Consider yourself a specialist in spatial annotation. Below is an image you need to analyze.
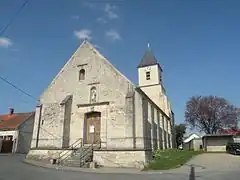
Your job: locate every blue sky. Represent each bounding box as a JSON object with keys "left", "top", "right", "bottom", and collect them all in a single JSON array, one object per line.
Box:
[{"left": 1, "top": 0, "right": 240, "bottom": 128}]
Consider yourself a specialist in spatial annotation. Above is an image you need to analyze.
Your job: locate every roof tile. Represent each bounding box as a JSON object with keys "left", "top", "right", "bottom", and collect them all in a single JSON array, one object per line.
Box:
[
  {"left": 0, "top": 112, "right": 35, "bottom": 130},
  {"left": 137, "top": 48, "right": 158, "bottom": 68}
]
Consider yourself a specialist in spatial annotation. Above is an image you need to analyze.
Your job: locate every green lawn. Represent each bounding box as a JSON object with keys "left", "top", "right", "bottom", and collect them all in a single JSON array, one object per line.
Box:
[{"left": 144, "top": 149, "right": 202, "bottom": 170}]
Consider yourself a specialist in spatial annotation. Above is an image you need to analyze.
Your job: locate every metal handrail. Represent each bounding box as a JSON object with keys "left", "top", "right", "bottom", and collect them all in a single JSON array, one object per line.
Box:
[
  {"left": 79, "top": 139, "right": 101, "bottom": 167},
  {"left": 58, "top": 138, "right": 82, "bottom": 162}
]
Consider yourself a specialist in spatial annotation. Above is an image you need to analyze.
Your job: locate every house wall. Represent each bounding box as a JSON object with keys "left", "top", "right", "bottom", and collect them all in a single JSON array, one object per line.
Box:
[
  {"left": 204, "top": 136, "right": 233, "bottom": 152},
  {"left": 17, "top": 115, "right": 35, "bottom": 154},
  {"left": 184, "top": 139, "right": 203, "bottom": 151},
  {"left": 183, "top": 141, "right": 192, "bottom": 150},
  {"left": 193, "top": 139, "right": 203, "bottom": 151}
]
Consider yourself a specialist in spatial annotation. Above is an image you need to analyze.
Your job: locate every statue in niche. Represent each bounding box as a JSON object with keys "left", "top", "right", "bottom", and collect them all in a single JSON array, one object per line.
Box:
[{"left": 90, "top": 87, "right": 97, "bottom": 103}]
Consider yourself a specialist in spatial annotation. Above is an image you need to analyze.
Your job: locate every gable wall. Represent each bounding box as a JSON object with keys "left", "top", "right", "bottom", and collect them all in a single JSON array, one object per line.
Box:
[{"left": 37, "top": 42, "right": 136, "bottom": 148}]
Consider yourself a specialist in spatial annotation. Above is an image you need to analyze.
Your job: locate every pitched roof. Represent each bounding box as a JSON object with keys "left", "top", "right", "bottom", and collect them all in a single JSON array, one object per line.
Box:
[
  {"left": 0, "top": 112, "right": 35, "bottom": 131},
  {"left": 183, "top": 133, "right": 201, "bottom": 143},
  {"left": 219, "top": 129, "right": 240, "bottom": 135},
  {"left": 137, "top": 47, "right": 158, "bottom": 68}
]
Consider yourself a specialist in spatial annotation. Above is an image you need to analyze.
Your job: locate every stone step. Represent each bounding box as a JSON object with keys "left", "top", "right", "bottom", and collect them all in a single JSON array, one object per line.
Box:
[
  {"left": 64, "top": 154, "right": 92, "bottom": 163},
  {"left": 72, "top": 153, "right": 92, "bottom": 159},
  {"left": 60, "top": 145, "right": 96, "bottom": 168},
  {"left": 63, "top": 162, "right": 81, "bottom": 167},
  {"left": 70, "top": 157, "right": 92, "bottom": 162},
  {"left": 74, "top": 151, "right": 92, "bottom": 156},
  {"left": 65, "top": 157, "right": 91, "bottom": 163},
  {"left": 72, "top": 151, "right": 89, "bottom": 154},
  {"left": 63, "top": 159, "right": 91, "bottom": 167},
  {"left": 63, "top": 162, "right": 90, "bottom": 168}
]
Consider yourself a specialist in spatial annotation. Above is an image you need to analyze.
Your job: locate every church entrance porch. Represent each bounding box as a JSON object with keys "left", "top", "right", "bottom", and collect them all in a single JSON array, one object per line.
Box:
[{"left": 84, "top": 112, "right": 101, "bottom": 145}]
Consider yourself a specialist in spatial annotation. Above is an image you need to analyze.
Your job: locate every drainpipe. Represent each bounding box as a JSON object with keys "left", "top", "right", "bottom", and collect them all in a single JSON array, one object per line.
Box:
[{"left": 36, "top": 104, "right": 42, "bottom": 148}]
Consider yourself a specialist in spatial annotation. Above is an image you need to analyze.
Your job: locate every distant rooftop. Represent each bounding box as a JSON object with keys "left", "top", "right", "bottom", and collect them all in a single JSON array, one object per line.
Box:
[{"left": 0, "top": 108, "right": 35, "bottom": 130}]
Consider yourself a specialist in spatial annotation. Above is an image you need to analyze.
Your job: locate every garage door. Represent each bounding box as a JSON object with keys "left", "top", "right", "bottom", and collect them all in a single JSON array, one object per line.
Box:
[{"left": 1, "top": 140, "right": 13, "bottom": 153}]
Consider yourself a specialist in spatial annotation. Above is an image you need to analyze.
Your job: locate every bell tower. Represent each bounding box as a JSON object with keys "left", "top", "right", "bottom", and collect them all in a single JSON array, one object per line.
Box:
[
  {"left": 137, "top": 43, "right": 170, "bottom": 116},
  {"left": 138, "top": 43, "right": 163, "bottom": 89}
]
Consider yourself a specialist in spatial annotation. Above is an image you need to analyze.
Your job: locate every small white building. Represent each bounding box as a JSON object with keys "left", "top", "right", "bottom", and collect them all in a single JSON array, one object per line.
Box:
[
  {"left": 183, "top": 133, "right": 203, "bottom": 151},
  {"left": 202, "top": 134, "right": 233, "bottom": 152},
  {"left": 0, "top": 108, "right": 35, "bottom": 154}
]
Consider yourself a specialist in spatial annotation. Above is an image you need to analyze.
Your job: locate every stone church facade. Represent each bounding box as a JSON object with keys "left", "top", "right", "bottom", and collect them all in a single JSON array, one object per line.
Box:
[{"left": 27, "top": 40, "right": 174, "bottom": 168}]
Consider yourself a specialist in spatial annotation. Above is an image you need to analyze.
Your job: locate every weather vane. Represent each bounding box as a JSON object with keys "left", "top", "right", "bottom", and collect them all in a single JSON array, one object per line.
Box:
[{"left": 147, "top": 41, "right": 150, "bottom": 48}]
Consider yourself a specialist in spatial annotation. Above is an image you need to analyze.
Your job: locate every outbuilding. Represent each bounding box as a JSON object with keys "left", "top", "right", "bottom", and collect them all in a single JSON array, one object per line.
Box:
[
  {"left": 202, "top": 134, "right": 233, "bottom": 152},
  {"left": 0, "top": 108, "right": 35, "bottom": 154},
  {"left": 183, "top": 133, "right": 203, "bottom": 151}
]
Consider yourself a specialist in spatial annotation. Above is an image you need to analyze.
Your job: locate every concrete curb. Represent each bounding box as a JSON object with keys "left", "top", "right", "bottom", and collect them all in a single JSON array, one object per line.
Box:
[
  {"left": 23, "top": 159, "right": 61, "bottom": 171},
  {"left": 23, "top": 159, "right": 141, "bottom": 174},
  {"left": 23, "top": 159, "right": 183, "bottom": 175}
]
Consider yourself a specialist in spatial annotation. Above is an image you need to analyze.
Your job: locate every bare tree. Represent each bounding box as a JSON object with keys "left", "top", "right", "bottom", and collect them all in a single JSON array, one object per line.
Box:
[{"left": 185, "top": 95, "right": 240, "bottom": 134}]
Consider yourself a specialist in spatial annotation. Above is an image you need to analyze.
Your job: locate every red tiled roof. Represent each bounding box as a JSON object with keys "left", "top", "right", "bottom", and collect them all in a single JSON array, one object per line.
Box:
[
  {"left": 219, "top": 129, "right": 240, "bottom": 135},
  {"left": 0, "top": 112, "right": 35, "bottom": 130}
]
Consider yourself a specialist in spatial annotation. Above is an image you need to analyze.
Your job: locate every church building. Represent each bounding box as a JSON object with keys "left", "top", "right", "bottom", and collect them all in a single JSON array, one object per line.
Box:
[{"left": 27, "top": 40, "right": 175, "bottom": 168}]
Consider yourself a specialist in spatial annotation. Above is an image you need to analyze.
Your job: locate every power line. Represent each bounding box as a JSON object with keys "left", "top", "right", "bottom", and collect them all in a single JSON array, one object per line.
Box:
[
  {"left": 0, "top": 75, "right": 38, "bottom": 101},
  {"left": 0, "top": 0, "right": 30, "bottom": 36},
  {"left": 0, "top": 0, "right": 36, "bottom": 102}
]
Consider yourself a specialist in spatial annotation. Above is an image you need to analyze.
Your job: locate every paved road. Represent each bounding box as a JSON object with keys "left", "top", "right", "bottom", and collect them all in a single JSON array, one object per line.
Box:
[
  {"left": 175, "top": 153, "right": 240, "bottom": 180},
  {"left": 0, "top": 154, "right": 239, "bottom": 180},
  {"left": 0, "top": 154, "right": 187, "bottom": 180},
  {"left": 170, "top": 153, "right": 240, "bottom": 174}
]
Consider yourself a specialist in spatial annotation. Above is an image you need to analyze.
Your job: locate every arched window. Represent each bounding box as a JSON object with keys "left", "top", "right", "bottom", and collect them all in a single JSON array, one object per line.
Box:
[{"left": 79, "top": 69, "right": 85, "bottom": 80}]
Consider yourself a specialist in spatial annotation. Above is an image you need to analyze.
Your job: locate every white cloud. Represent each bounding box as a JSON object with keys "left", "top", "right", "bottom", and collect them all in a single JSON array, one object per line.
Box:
[
  {"left": 97, "top": 17, "right": 107, "bottom": 24},
  {"left": 104, "top": 4, "right": 118, "bottom": 19},
  {"left": 74, "top": 29, "right": 92, "bottom": 40},
  {"left": 84, "top": 2, "right": 119, "bottom": 24},
  {"left": 105, "top": 30, "right": 121, "bottom": 41},
  {"left": 0, "top": 37, "right": 12, "bottom": 48}
]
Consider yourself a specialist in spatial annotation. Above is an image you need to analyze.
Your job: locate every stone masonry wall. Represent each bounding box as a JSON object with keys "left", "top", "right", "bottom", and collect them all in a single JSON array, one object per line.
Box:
[
  {"left": 36, "top": 41, "right": 136, "bottom": 149},
  {"left": 38, "top": 103, "right": 62, "bottom": 148},
  {"left": 93, "top": 150, "right": 147, "bottom": 168}
]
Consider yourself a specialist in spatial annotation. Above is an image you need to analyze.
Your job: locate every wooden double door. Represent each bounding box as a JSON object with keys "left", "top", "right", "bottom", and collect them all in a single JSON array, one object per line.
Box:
[{"left": 84, "top": 112, "right": 101, "bottom": 144}]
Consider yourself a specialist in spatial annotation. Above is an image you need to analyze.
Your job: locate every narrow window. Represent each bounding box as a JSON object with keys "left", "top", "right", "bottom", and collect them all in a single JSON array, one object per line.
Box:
[
  {"left": 146, "top": 71, "right": 150, "bottom": 80},
  {"left": 79, "top": 69, "right": 85, "bottom": 81},
  {"left": 90, "top": 86, "right": 97, "bottom": 103}
]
